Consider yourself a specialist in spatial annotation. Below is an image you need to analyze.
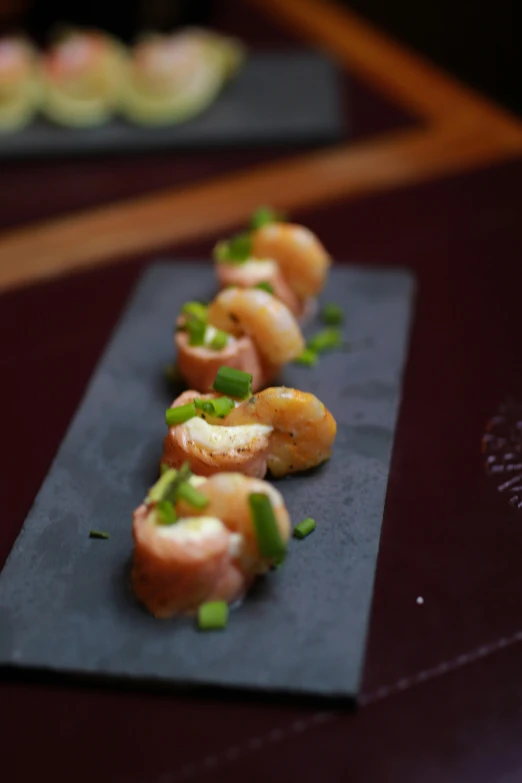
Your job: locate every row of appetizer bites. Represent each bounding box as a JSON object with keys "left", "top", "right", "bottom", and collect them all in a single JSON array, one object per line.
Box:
[
  {"left": 0, "top": 27, "right": 244, "bottom": 130},
  {"left": 174, "top": 209, "right": 331, "bottom": 392},
  {"left": 133, "top": 368, "right": 337, "bottom": 623}
]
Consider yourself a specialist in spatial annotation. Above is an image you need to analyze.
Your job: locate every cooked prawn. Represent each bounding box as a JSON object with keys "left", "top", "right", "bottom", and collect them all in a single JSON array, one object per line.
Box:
[
  {"left": 162, "top": 387, "right": 336, "bottom": 479},
  {"left": 207, "top": 286, "right": 304, "bottom": 366},
  {"left": 251, "top": 222, "right": 331, "bottom": 300},
  {"left": 176, "top": 287, "right": 304, "bottom": 392},
  {"left": 224, "top": 387, "right": 337, "bottom": 477},
  {"left": 216, "top": 259, "right": 302, "bottom": 317},
  {"left": 162, "top": 390, "right": 272, "bottom": 478},
  {"left": 132, "top": 472, "right": 290, "bottom": 618}
]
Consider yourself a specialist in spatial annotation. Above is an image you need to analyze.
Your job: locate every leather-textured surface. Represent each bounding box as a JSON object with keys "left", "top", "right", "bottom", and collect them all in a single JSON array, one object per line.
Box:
[{"left": 0, "top": 264, "right": 413, "bottom": 700}]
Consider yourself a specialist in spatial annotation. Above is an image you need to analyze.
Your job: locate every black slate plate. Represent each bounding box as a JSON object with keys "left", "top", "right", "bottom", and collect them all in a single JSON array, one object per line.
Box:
[
  {"left": 0, "top": 263, "right": 414, "bottom": 702},
  {"left": 0, "top": 52, "right": 343, "bottom": 159}
]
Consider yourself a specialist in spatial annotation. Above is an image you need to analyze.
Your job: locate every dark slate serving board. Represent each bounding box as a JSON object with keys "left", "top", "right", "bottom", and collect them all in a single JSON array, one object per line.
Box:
[
  {"left": 0, "top": 52, "right": 343, "bottom": 159},
  {"left": 0, "top": 263, "right": 414, "bottom": 701}
]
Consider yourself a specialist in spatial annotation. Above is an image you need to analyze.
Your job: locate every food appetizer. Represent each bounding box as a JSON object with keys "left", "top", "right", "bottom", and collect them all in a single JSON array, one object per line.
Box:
[
  {"left": 175, "top": 288, "right": 305, "bottom": 392},
  {"left": 0, "top": 37, "right": 40, "bottom": 131},
  {"left": 40, "top": 28, "right": 126, "bottom": 127},
  {"left": 214, "top": 208, "right": 331, "bottom": 322},
  {"left": 121, "top": 28, "right": 244, "bottom": 126},
  {"left": 132, "top": 465, "right": 290, "bottom": 619},
  {"left": 162, "top": 367, "right": 337, "bottom": 478}
]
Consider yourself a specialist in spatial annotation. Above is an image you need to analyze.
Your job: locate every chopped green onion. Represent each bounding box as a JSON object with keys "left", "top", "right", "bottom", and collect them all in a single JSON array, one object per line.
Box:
[
  {"left": 194, "top": 396, "right": 234, "bottom": 418},
  {"left": 182, "top": 301, "right": 208, "bottom": 323},
  {"left": 198, "top": 601, "right": 228, "bottom": 631},
  {"left": 156, "top": 500, "right": 177, "bottom": 526},
  {"left": 147, "top": 463, "right": 192, "bottom": 504},
  {"left": 293, "top": 517, "right": 316, "bottom": 539},
  {"left": 321, "top": 303, "right": 344, "bottom": 326},
  {"left": 294, "top": 348, "right": 318, "bottom": 367},
  {"left": 248, "top": 493, "right": 286, "bottom": 565},
  {"left": 250, "top": 206, "right": 284, "bottom": 230},
  {"left": 212, "top": 366, "right": 252, "bottom": 399},
  {"left": 164, "top": 363, "right": 182, "bottom": 385},
  {"left": 254, "top": 281, "right": 274, "bottom": 294},
  {"left": 187, "top": 319, "right": 206, "bottom": 346},
  {"left": 160, "top": 462, "right": 169, "bottom": 475},
  {"left": 209, "top": 329, "right": 229, "bottom": 351},
  {"left": 307, "top": 328, "right": 343, "bottom": 354},
  {"left": 89, "top": 530, "right": 110, "bottom": 540},
  {"left": 176, "top": 481, "right": 209, "bottom": 510},
  {"left": 214, "top": 233, "right": 252, "bottom": 264},
  {"left": 166, "top": 402, "right": 197, "bottom": 427}
]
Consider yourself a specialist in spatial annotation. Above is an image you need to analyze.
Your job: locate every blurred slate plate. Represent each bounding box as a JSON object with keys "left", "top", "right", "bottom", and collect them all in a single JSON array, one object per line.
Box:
[
  {"left": 0, "top": 263, "right": 414, "bottom": 702},
  {"left": 0, "top": 52, "right": 343, "bottom": 159}
]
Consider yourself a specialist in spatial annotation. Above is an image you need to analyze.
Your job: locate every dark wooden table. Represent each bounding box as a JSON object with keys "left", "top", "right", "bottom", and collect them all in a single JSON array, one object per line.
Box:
[{"left": 2, "top": 2, "right": 522, "bottom": 782}]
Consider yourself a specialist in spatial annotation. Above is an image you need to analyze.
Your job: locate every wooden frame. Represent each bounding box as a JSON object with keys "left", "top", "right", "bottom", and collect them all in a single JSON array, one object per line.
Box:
[{"left": 0, "top": 0, "right": 521, "bottom": 292}]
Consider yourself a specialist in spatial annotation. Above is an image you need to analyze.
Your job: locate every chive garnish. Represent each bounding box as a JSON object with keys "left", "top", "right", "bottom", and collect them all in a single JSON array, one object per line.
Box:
[
  {"left": 307, "top": 328, "right": 343, "bottom": 353},
  {"left": 248, "top": 493, "right": 286, "bottom": 565},
  {"left": 187, "top": 319, "right": 206, "bottom": 346},
  {"left": 209, "top": 329, "right": 229, "bottom": 351},
  {"left": 182, "top": 301, "right": 208, "bottom": 322},
  {"left": 176, "top": 482, "right": 209, "bottom": 510},
  {"left": 194, "top": 396, "right": 234, "bottom": 418},
  {"left": 294, "top": 348, "right": 318, "bottom": 367},
  {"left": 321, "top": 303, "right": 344, "bottom": 326},
  {"left": 211, "top": 366, "right": 252, "bottom": 399},
  {"left": 293, "top": 517, "right": 316, "bottom": 539},
  {"left": 89, "top": 530, "right": 110, "bottom": 540},
  {"left": 166, "top": 402, "right": 197, "bottom": 426},
  {"left": 147, "top": 463, "right": 192, "bottom": 505},
  {"left": 250, "top": 206, "right": 284, "bottom": 230},
  {"left": 214, "top": 233, "right": 252, "bottom": 264},
  {"left": 198, "top": 601, "right": 228, "bottom": 630},
  {"left": 160, "top": 462, "right": 169, "bottom": 475},
  {"left": 254, "top": 281, "right": 274, "bottom": 294},
  {"left": 156, "top": 500, "right": 177, "bottom": 526}
]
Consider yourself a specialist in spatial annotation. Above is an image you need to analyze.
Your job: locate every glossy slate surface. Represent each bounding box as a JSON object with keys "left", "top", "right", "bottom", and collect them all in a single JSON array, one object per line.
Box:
[
  {"left": 0, "top": 53, "right": 342, "bottom": 159},
  {"left": 0, "top": 263, "right": 413, "bottom": 700}
]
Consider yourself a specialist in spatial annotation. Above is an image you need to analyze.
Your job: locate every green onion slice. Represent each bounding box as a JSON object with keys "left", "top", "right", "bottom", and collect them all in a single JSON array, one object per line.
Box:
[
  {"left": 321, "top": 303, "right": 344, "bottom": 326},
  {"left": 147, "top": 463, "right": 192, "bottom": 505},
  {"left": 212, "top": 366, "right": 252, "bottom": 399},
  {"left": 198, "top": 601, "right": 229, "bottom": 631},
  {"left": 182, "top": 301, "right": 208, "bottom": 322},
  {"left": 89, "top": 530, "right": 110, "bottom": 540},
  {"left": 214, "top": 232, "right": 252, "bottom": 264},
  {"left": 209, "top": 329, "right": 229, "bottom": 351},
  {"left": 250, "top": 206, "right": 284, "bottom": 230},
  {"left": 166, "top": 402, "right": 197, "bottom": 426},
  {"left": 254, "top": 281, "right": 274, "bottom": 294},
  {"left": 248, "top": 493, "right": 286, "bottom": 564},
  {"left": 194, "top": 396, "right": 234, "bottom": 419},
  {"left": 176, "top": 481, "right": 209, "bottom": 510},
  {"left": 294, "top": 348, "right": 318, "bottom": 367},
  {"left": 307, "top": 328, "right": 343, "bottom": 354},
  {"left": 156, "top": 500, "right": 177, "bottom": 526},
  {"left": 187, "top": 319, "right": 206, "bottom": 346},
  {"left": 293, "top": 517, "right": 316, "bottom": 539}
]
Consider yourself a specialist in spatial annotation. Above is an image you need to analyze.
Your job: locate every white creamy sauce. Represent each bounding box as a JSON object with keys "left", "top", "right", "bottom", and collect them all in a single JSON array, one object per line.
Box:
[
  {"left": 183, "top": 416, "right": 272, "bottom": 452},
  {"left": 156, "top": 515, "right": 224, "bottom": 541}
]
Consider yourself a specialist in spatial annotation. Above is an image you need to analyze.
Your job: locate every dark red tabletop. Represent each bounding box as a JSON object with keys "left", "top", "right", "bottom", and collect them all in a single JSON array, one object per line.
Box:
[{"left": 2, "top": 4, "right": 522, "bottom": 782}]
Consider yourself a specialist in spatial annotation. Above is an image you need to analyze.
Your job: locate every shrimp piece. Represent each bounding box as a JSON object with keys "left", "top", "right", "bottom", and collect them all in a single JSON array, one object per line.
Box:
[
  {"left": 132, "top": 472, "right": 290, "bottom": 618},
  {"left": 175, "top": 329, "right": 275, "bottom": 394},
  {"left": 162, "top": 390, "right": 272, "bottom": 478},
  {"left": 251, "top": 223, "right": 331, "bottom": 300},
  {"left": 225, "top": 387, "right": 337, "bottom": 477},
  {"left": 216, "top": 259, "right": 302, "bottom": 317},
  {"left": 207, "top": 287, "right": 305, "bottom": 366},
  {"left": 178, "top": 472, "right": 290, "bottom": 574},
  {"left": 162, "top": 388, "right": 336, "bottom": 479}
]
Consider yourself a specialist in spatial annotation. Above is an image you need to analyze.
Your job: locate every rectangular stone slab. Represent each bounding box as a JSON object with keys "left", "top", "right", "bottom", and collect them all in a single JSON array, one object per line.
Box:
[
  {"left": 0, "top": 263, "right": 414, "bottom": 701},
  {"left": 0, "top": 53, "right": 343, "bottom": 159}
]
